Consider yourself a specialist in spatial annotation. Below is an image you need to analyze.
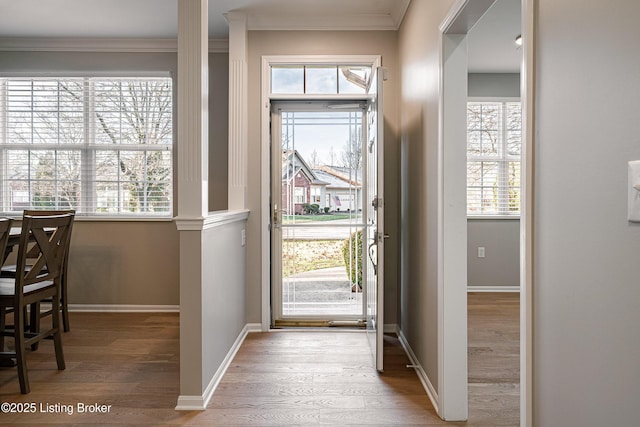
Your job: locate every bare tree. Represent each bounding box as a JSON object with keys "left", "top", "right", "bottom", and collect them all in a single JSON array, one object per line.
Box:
[
  {"left": 309, "top": 149, "right": 320, "bottom": 167},
  {"left": 340, "top": 127, "right": 362, "bottom": 172},
  {"left": 92, "top": 79, "right": 172, "bottom": 213},
  {"left": 328, "top": 146, "right": 337, "bottom": 166}
]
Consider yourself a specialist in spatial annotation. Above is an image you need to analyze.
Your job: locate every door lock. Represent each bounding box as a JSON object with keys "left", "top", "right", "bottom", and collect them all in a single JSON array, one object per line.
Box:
[{"left": 371, "top": 197, "right": 382, "bottom": 210}]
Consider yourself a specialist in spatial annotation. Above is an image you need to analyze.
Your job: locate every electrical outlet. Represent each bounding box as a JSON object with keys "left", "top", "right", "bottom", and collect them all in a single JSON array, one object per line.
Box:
[{"left": 477, "top": 247, "right": 485, "bottom": 258}]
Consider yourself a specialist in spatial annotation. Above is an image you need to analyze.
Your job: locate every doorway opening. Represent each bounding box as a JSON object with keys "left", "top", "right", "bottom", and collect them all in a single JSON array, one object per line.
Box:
[
  {"left": 261, "top": 55, "right": 386, "bottom": 371},
  {"left": 439, "top": 0, "right": 532, "bottom": 423}
]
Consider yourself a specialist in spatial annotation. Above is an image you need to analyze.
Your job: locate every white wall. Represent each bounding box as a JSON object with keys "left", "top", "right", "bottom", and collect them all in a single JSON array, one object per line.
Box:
[{"left": 535, "top": 0, "right": 640, "bottom": 424}]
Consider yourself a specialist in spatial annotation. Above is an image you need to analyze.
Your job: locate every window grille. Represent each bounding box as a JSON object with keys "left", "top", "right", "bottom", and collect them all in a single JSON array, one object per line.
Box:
[
  {"left": 0, "top": 77, "right": 173, "bottom": 217},
  {"left": 467, "top": 101, "right": 521, "bottom": 216}
]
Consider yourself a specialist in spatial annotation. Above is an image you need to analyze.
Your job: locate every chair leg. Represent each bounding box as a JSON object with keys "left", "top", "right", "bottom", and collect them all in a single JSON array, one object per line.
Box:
[
  {"left": 0, "top": 308, "right": 16, "bottom": 367},
  {"left": 0, "top": 307, "right": 5, "bottom": 352},
  {"left": 51, "top": 296, "right": 65, "bottom": 371},
  {"left": 15, "top": 306, "right": 30, "bottom": 394},
  {"left": 61, "top": 283, "right": 70, "bottom": 332},
  {"left": 30, "top": 302, "right": 40, "bottom": 351}
]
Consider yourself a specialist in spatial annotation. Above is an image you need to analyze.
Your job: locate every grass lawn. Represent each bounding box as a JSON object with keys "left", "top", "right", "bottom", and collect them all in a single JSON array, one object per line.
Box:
[
  {"left": 282, "top": 239, "right": 346, "bottom": 277},
  {"left": 283, "top": 213, "right": 361, "bottom": 223}
]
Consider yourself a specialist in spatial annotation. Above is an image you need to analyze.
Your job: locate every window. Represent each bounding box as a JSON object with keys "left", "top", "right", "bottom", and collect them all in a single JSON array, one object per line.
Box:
[
  {"left": 311, "top": 187, "right": 321, "bottom": 204},
  {"left": 294, "top": 187, "right": 306, "bottom": 204},
  {"left": 467, "top": 101, "right": 521, "bottom": 216},
  {"left": 271, "top": 65, "right": 371, "bottom": 95},
  {"left": 0, "top": 77, "right": 173, "bottom": 217}
]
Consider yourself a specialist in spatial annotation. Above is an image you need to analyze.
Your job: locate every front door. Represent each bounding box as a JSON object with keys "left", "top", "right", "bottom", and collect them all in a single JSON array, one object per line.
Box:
[
  {"left": 365, "top": 67, "right": 385, "bottom": 372},
  {"left": 269, "top": 69, "right": 386, "bottom": 371},
  {"left": 271, "top": 102, "right": 367, "bottom": 325}
]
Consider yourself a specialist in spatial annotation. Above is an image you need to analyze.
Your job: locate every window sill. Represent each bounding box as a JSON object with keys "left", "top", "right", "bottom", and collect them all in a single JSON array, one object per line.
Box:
[{"left": 467, "top": 215, "right": 520, "bottom": 220}]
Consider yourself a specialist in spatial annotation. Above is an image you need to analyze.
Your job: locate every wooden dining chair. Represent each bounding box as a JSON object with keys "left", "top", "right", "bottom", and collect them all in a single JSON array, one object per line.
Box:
[
  {"left": 0, "top": 213, "right": 73, "bottom": 394},
  {"left": 1, "top": 209, "right": 75, "bottom": 332},
  {"left": 0, "top": 217, "right": 14, "bottom": 354}
]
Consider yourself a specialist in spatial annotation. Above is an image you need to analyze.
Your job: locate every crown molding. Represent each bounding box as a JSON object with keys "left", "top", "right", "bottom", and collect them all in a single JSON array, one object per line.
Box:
[
  {"left": 245, "top": 0, "right": 410, "bottom": 32},
  {"left": 247, "top": 13, "right": 398, "bottom": 32},
  {"left": 0, "top": 37, "right": 229, "bottom": 53}
]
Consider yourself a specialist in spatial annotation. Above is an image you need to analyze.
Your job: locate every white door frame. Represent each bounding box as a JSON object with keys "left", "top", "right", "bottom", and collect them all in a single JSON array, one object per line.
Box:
[
  {"left": 438, "top": 0, "right": 535, "bottom": 425},
  {"left": 260, "top": 55, "right": 382, "bottom": 330}
]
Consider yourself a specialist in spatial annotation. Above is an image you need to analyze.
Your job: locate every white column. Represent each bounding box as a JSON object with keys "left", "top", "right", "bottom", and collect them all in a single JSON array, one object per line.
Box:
[
  {"left": 226, "top": 12, "right": 248, "bottom": 210},
  {"left": 176, "top": 0, "right": 208, "bottom": 407},
  {"left": 177, "top": 0, "right": 208, "bottom": 219}
]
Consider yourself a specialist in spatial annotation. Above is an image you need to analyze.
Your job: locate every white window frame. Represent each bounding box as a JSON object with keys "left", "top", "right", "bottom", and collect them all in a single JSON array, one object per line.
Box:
[
  {"left": 467, "top": 96, "right": 522, "bottom": 219},
  {"left": 0, "top": 73, "right": 174, "bottom": 220},
  {"left": 293, "top": 186, "right": 306, "bottom": 204}
]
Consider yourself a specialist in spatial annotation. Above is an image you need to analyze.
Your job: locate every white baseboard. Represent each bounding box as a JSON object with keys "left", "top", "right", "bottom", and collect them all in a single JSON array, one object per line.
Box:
[
  {"left": 245, "top": 323, "right": 263, "bottom": 333},
  {"left": 396, "top": 327, "right": 440, "bottom": 414},
  {"left": 467, "top": 285, "right": 520, "bottom": 293},
  {"left": 174, "top": 395, "right": 206, "bottom": 411},
  {"left": 68, "top": 304, "right": 180, "bottom": 312},
  {"left": 384, "top": 323, "right": 398, "bottom": 333},
  {"left": 175, "top": 323, "right": 253, "bottom": 411}
]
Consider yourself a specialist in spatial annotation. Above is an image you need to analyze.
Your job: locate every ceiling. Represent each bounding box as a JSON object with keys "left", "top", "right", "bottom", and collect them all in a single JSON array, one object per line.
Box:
[
  {"left": 468, "top": 0, "right": 522, "bottom": 73},
  {"left": 0, "top": 0, "right": 409, "bottom": 39},
  {"left": 0, "top": 0, "right": 520, "bottom": 73}
]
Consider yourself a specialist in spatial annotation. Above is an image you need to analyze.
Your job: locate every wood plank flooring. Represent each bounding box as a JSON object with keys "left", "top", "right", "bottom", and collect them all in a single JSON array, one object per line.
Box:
[
  {"left": 0, "top": 293, "right": 518, "bottom": 425},
  {"left": 467, "top": 292, "right": 520, "bottom": 426}
]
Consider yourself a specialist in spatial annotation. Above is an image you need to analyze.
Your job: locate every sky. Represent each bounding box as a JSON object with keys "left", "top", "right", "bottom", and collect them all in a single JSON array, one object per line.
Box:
[{"left": 281, "top": 111, "right": 363, "bottom": 166}]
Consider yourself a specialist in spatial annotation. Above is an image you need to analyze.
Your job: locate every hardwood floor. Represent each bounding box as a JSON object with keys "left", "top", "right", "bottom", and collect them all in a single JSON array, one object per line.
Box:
[
  {"left": 468, "top": 292, "right": 520, "bottom": 426},
  {"left": 0, "top": 293, "right": 518, "bottom": 426}
]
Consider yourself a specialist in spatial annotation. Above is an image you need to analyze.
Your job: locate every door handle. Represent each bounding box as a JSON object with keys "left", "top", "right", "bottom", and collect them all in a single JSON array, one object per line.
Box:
[
  {"left": 273, "top": 206, "right": 287, "bottom": 225},
  {"left": 368, "top": 240, "right": 377, "bottom": 276}
]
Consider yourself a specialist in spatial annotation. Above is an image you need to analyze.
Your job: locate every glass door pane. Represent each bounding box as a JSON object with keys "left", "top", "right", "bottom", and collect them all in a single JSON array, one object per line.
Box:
[{"left": 272, "top": 104, "right": 367, "bottom": 321}]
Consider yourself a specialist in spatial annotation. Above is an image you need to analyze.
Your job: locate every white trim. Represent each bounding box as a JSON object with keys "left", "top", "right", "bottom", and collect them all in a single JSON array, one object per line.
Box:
[
  {"left": 247, "top": 14, "right": 402, "bottom": 32},
  {"left": 467, "top": 216, "right": 520, "bottom": 220},
  {"left": 383, "top": 323, "right": 398, "bottom": 334},
  {"left": 263, "top": 55, "right": 382, "bottom": 66},
  {"left": 520, "top": 1, "right": 535, "bottom": 426},
  {"left": 245, "top": 323, "right": 263, "bottom": 333},
  {"left": 438, "top": 30, "right": 469, "bottom": 423},
  {"left": 0, "top": 37, "right": 229, "bottom": 53},
  {"left": 468, "top": 96, "right": 521, "bottom": 103},
  {"left": 396, "top": 327, "right": 439, "bottom": 414},
  {"left": 467, "top": 286, "right": 520, "bottom": 293},
  {"left": 174, "top": 210, "right": 249, "bottom": 231},
  {"left": 174, "top": 395, "right": 207, "bottom": 412},
  {"left": 68, "top": 304, "right": 179, "bottom": 313},
  {"left": 175, "top": 323, "right": 255, "bottom": 411}
]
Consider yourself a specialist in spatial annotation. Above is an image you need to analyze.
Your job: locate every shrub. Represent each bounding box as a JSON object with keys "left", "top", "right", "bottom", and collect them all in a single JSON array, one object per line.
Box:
[
  {"left": 302, "top": 203, "right": 320, "bottom": 215},
  {"left": 342, "top": 230, "right": 363, "bottom": 288}
]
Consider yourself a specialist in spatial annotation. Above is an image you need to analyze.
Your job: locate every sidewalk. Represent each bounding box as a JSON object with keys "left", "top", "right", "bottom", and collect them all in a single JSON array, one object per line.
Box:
[{"left": 282, "top": 266, "right": 362, "bottom": 315}]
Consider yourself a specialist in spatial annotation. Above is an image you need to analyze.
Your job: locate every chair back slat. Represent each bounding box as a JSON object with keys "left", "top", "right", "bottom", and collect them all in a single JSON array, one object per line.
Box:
[
  {"left": 0, "top": 217, "right": 13, "bottom": 259},
  {"left": 17, "top": 214, "right": 73, "bottom": 290},
  {"left": 22, "top": 210, "right": 75, "bottom": 259}
]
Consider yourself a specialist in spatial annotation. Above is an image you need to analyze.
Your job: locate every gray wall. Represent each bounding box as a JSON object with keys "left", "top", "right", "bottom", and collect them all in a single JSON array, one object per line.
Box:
[
  {"left": 0, "top": 50, "right": 229, "bottom": 305},
  {"left": 201, "top": 219, "right": 246, "bottom": 391},
  {"left": 534, "top": 0, "right": 640, "bottom": 424},
  {"left": 467, "top": 219, "right": 519, "bottom": 286},
  {"left": 398, "top": 0, "right": 456, "bottom": 392},
  {"left": 468, "top": 73, "right": 520, "bottom": 98}
]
